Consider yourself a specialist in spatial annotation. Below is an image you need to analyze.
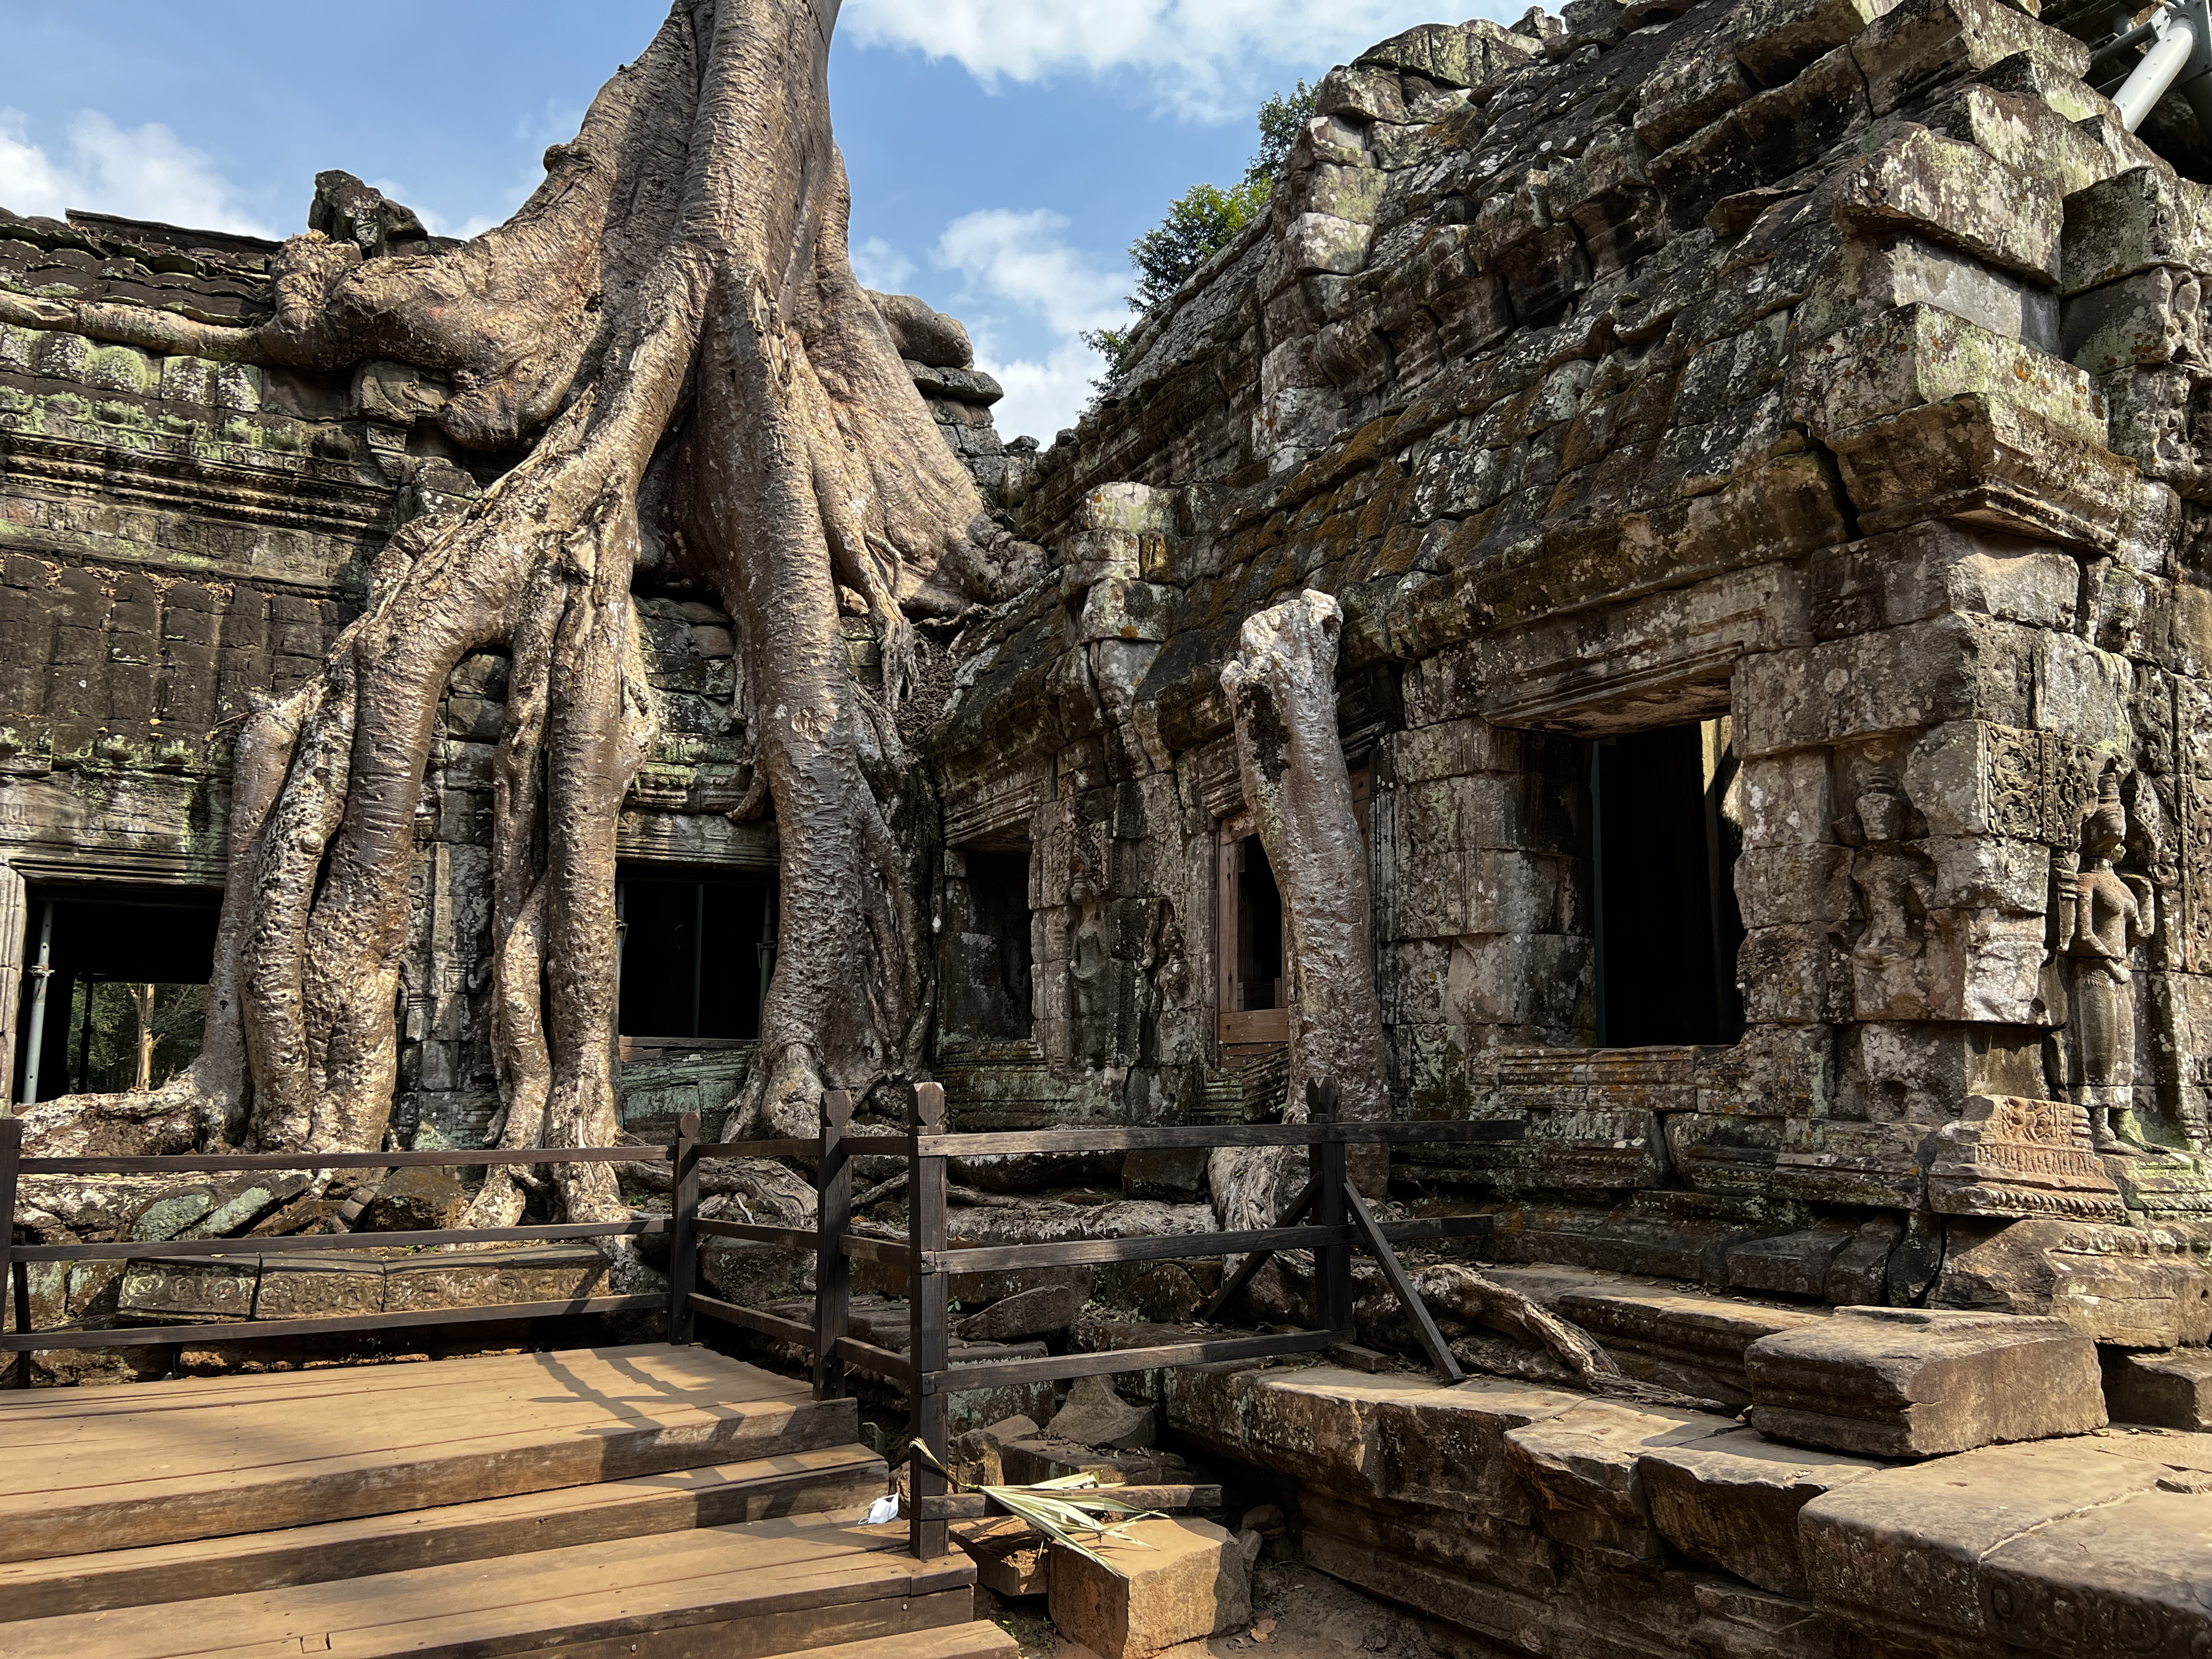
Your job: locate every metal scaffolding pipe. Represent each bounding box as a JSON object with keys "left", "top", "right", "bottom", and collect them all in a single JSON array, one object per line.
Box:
[
  {"left": 2116, "top": 18, "right": 2198, "bottom": 129},
  {"left": 19, "top": 902, "right": 53, "bottom": 1106}
]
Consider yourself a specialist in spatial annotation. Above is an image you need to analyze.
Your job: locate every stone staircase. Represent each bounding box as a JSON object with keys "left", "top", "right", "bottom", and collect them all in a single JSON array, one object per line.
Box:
[{"left": 0, "top": 1343, "right": 1014, "bottom": 1658}]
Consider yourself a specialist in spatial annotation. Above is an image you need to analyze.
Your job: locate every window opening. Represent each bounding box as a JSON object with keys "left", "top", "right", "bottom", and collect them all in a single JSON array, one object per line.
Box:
[
  {"left": 1590, "top": 719, "right": 1745, "bottom": 1047},
  {"left": 615, "top": 869, "right": 778, "bottom": 1044},
  {"left": 943, "top": 849, "right": 1034, "bottom": 1042},
  {"left": 12, "top": 886, "right": 221, "bottom": 1104},
  {"left": 1218, "top": 820, "right": 1290, "bottom": 1046}
]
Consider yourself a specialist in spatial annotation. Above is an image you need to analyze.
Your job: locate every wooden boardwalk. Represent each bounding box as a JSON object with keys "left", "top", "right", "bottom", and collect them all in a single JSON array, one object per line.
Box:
[{"left": 0, "top": 1344, "right": 1013, "bottom": 1659}]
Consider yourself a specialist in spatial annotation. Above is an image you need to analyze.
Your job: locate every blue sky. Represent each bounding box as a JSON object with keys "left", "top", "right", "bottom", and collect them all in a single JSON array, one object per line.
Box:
[{"left": 0, "top": 1, "right": 1504, "bottom": 440}]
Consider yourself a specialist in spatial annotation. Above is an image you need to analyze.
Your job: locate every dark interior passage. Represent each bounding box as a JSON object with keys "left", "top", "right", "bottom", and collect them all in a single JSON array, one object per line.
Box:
[
  {"left": 617, "top": 869, "right": 779, "bottom": 1041},
  {"left": 1235, "top": 834, "right": 1285, "bottom": 1013},
  {"left": 13, "top": 886, "right": 223, "bottom": 1103},
  {"left": 942, "top": 849, "right": 1034, "bottom": 1042},
  {"left": 1592, "top": 721, "right": 1745, "bottom": 1047}
]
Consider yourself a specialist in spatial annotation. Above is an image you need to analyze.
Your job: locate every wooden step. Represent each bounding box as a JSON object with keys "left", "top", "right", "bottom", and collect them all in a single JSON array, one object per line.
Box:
[
  {"left": 0, "top": 1444, "right": 889, "bottom": 1621},
  {"left": 0, "top": 1517, "right": 977, "bottom": 1659},
  {"left": 758, "top": 1620, "right": 1020, "bottom": 1659},
  {"left": 0, "top": 1343, "right": 855, "bottom": 1563}
]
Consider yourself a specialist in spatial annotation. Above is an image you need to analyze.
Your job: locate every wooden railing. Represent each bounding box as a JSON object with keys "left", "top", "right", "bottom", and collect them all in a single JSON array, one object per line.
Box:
[
  {"left": 0, "top": 1121, "right": 676, "bottom": 1375},
  {"left": 3, "top": 1083, "right": 1521, "bottom": 1564}
]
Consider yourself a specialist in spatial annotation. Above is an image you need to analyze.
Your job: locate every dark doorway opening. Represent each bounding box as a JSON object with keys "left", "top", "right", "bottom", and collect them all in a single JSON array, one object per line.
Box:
[
  {"left": 942, "top": 849, "right": 1034, "bottom": 1042},
  {"left": 616, "top": 869, "right": 778, "bottom": 1042},
  {"left": 13, "top": 886, "right": 223, "bottom": 1104},
  {"left": 1591, "top": 720, "right": 1745, "bottom": 1047}
]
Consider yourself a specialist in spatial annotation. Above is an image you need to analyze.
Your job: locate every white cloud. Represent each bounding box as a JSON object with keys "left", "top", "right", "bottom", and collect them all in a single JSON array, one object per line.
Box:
[
  {"left": 843, "top": 0, "right": 1454, "bottom": 116},
  {"left": 851, "top": 234, "right": 917, "bottom": 294},
  {"left": 935, "top": 208, "right": 1128, "bottom": 338},
  {"left": 930, "top": 207, "right": 1133, "bottom": 442},
  {"left": 0, "top": 108, "right": 275, "bottom": 237}
]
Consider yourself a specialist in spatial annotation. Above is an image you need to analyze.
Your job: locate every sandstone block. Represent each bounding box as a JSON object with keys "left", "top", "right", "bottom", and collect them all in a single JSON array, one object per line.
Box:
[
  {"left": 1639, "top": 1427, "right": 1884, "bottom": 1597},
  {"left": 117, "top": 1256, "right": 259, "bottom": 1322},
  {"left": 1046, "top": 1376, "right": 1158, "bottom": 1449},
  {"left": 958, "top": 1281, "right": 1089, "bottom": 1342},
  {"left": 1501, "top": 1401, "right": 1734, "bottom": 1562},
  {"left": 1932, "top": 1218, "right": 2212, "bottom": 1347},
  {"left": 1120, "top": 1146, "right": 1211, "bottom": 1202},
  {"left": 1048, "top": 1517, "right": 1251, "bottom": 1659},
  {"left": 1745, "top": 1306, "right": 2106, "bottom": 1457},
  {"left": 1799, "top": 1437, "right": 2203, "bottom": 1651},
  {"left": 1834, "top": 131, "right": 2057, "bottom": 285},
  {"left": 956, "top": 1516, "right": 1050, "bottom": 1597},
  {"left": 357, "top": 1166, "right": 469, "bottom": 1233},
  {"left": 2104, "top": 1348, "right": 2212, "bottom": 1430},
  {"left": 2062, "top": 166, "right": 2212, "bottom": 297},
  {"left": 381, "top": 1244, "right": 609, "bottom": 1312},
  {"left": 254, "top": 1254, "right": 387, "bottom": 1320}
]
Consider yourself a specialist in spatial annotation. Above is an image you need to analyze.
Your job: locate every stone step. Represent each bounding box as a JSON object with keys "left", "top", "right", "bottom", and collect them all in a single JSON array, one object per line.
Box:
[
  {"left": 0, "top": 1343, "right": 856, "bottom": 1562},
  {"left": 0, "top": 1445, "right": 888, "bottom": 1621},
  {"left": 1, "top": 1516, "right": 977, "bottom": 1658}
]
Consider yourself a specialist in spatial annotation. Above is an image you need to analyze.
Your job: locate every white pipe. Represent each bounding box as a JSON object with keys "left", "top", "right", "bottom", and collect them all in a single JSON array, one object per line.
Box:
[
  {"left": 2116, "top": 20, "right": 2197, "bottom": 129},
  {"left": 19, "top": 903, "right": 53, "bottom": 1106}
]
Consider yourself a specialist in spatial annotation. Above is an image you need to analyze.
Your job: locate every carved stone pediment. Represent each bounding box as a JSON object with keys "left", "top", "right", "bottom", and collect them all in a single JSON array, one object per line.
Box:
[{"left": 1927, "top": 1094, "right": 2127, "bottom": 1222}]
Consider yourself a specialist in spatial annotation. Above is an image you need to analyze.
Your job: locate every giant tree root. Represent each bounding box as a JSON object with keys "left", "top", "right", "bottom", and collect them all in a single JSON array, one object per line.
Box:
[{"left": 3, "top": 1, "right": 1033, "bottom": 1242}]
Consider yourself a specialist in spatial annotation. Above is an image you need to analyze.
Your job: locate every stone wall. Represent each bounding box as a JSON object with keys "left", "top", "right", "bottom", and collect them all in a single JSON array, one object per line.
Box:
[
  {"left": 931, "top": 0, "right": 2212, "bottom": 1323},
  {"left": 0, "top": 205, "right": 1016, "bottom": 1144}
]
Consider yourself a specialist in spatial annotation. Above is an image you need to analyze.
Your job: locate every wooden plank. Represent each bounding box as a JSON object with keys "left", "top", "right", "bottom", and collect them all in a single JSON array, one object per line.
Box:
[
  {"left": 1312, "top": 1083, "right": 1354, "bottom": 1338},
  {"left": 816, "top": 1089, "right": 853, "bottom": 1401},
  {"left": 696, "top": 1220, "right": 815, "bottom": 1250},
  {"left": 1, "top": 1119, "right": 23, "bottom": 1390},
  {"left": 19, "top": 1147, "right": 671, "bottom": 1175},
  {"left": 13, "top": 1220, "right": 668, "bottom": 1264},
  {"left": 1342, "top": 1178, "right": 1464, "bottom": 1384},
  {"left": 692, "top": 1139, "right": 820, "bottom": 1160},
  {"left": 915, "top": 1493, "right": 989, "bottom": 1520},
  {"left": 667, "top": 1112, "right": 702, "bottom": 1345},
  {"left": 0, "top": 1447, "right": 888, "bottom": 1621},
  {"left": 908, "top": 1121, "right": 1526, "bottom": 1157},
  {"left": 0, "top": 1517, "right": 975, "bottom": 1658},
  {"left": 832, "top": 1337, "right": 912, "bottom": 1387},
  {"left": 927, "top": 1224, "right": 1343, "bottom": 1275},
  {"left": 752, "top": 1622, "right": 1019, "bottom": 1659},
  {"left": 838, "top": 1234, "right": 911, "bottom": 1266},
  {"left": 920, "top": 1329, "right": 1340, "bottom": 1395},
  {"left": 0, "top": 1293, "right": 666, "bottom": 1352},
  {"left": 0, "top": 1345, "right": 858, "bottom": 1562},
  {"left": 910, "top": 1082, "right": 951, "bottom": 1562},
  {"left": 689, "top": 1294, "right": 816, "bottom": 1348}
]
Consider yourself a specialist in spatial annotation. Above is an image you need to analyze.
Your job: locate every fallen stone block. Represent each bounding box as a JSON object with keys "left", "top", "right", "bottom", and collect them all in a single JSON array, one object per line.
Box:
[
  {"left": 117, "top": 1256, "right": 259, "bottom": 1322},
  {"left": 1639, "top": 1427, "right": 1885, "bottom": 1597},
  {"left": 1501, "top": 1400, "right": 1734, "bottom": 1563},
  {"left": 2104, "top": 1348, "right": 2212, "bottom": 1430},
  {"left": 381, "top": 1244, "right": 609, "bottom": 1312},
  {"left": 956, "top": 1516, "right": 1049, "bottom": 1597},
  {"left": 253, "top": 1254, "right": 388, "bottom": 1321},
  {"left": 1120, "top": 1146, "right": 1211, "bottom": 1202},
  {"left": 356, "top": 1166, "right": 469, "bottom": 1233},
  {"left": 1745, "top": 1306, "right": 2106, "bottom": 1457},
  {"left": 1800, "top": 1436, "right": 2208, "bottom": 1651},
  {"left": 1046, "top": 1375, "right": 1157, "bottom": 1449},
  {"left": 1931, "top": 1218, "right": 2212, "bottom": 1347},
  {"left": 1048, "top": 1517, "right": 1251, "bottom": 1659},
  {"left": 958, "top": 1280, "right": 1089, "bottom": 1342}
]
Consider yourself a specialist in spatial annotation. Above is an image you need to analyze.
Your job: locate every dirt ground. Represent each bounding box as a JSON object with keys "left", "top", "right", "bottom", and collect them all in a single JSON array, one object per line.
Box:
[{"left": 979, "top": 1556, "right": 1463, "bottom": 1659}]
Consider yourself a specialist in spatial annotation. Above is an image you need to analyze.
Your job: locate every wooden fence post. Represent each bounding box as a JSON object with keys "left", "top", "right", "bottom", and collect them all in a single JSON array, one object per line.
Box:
[
  {"left": 815, "top": 1088, "right": 853, "bottom": 1402},
  {"left": 1308, "top": 1079, "right": 1354, "bottom": 1339},
  {"left": 908, "top": 1081, "right": 950, "bottom": 1561},
  {"left": 666, "top": 1113, "right": 701, "bottom": 1345},
  {"left": 2, "top": 1115, "right": 28, "bottom": 1388}
]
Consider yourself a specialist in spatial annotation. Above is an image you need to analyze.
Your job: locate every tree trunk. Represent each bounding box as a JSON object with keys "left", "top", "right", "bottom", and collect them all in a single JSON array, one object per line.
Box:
[
  {"left": 2, "top": 0, "right": 1028, "bottom": 1232},
  {"left": 1210, "top": 591, "right": 1390, "bottom": 1246}
]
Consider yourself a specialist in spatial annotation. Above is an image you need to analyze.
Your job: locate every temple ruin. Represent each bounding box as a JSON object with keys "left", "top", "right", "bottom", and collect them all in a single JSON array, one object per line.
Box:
[{"left": 8, "top": 0, "right": 2212, "bottom": 1653}]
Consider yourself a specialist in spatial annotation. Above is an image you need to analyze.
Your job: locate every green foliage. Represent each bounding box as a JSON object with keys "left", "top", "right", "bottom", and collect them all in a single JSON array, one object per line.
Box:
[
  {"left": 64, "top": 980, "right": 207, "bottom": 1093},
  {"left": 1087, "top": 81, "right": 1319, "bottom": 393}
]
